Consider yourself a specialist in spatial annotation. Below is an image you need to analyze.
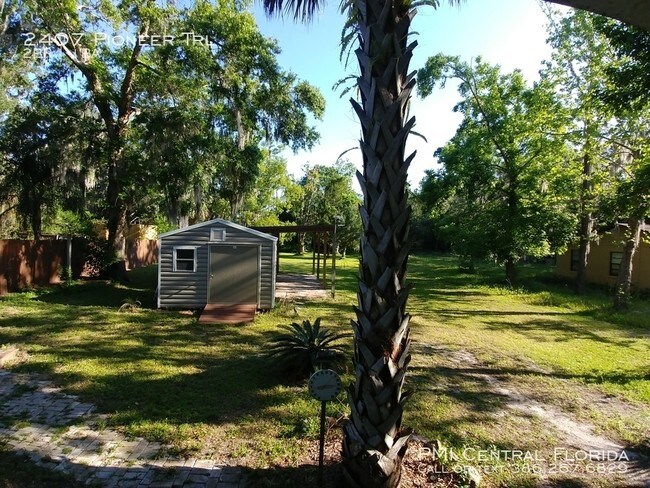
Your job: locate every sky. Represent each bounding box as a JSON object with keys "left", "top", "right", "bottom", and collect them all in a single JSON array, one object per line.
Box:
[{"left": 250, "top": 0, "right": 571, "bottom": 188}]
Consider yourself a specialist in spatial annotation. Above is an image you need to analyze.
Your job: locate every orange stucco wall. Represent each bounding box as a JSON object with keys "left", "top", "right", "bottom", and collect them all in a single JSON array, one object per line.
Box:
[{"left": 557, "top": 229, "right": 650, "bottom": 290}]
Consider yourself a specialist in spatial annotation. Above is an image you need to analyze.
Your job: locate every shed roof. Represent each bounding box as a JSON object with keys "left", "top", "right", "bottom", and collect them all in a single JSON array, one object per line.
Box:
[
  {"left": 158, "top": 218, "right": 278, "bottom": 241},
  {"left": 545, "top": 0, "right": 650, "bottom": 31}
]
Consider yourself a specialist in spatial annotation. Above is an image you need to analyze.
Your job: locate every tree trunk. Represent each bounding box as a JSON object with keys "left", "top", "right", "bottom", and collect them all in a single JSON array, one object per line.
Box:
[
  {"left": 194, "top": 183, "right": 203, "bottom": 223},
  {"left": 505, "top": 257, "right": 517, "bottom": 285},
  {"left": 106, "top": 161, "right": 125, "bottom": 254},
  {"left": 503, "top": 168, "right": 519, "bottom": 286},
  {"left": 297, "top": 232, "right": 306, "bottom": 254},
  {"left": 229, "top": 193, "right": 244, "bottom": 222},
  {"left": 613, "top": 218, "right": 642, "bottom": 310},
  {"left": 105, "top": 147, "right": 129, "bottom": 281},
  {"left": 228, "top": 106, "right": 248, "bottom": 222},
  {"left": 342, "top": 0, "right": 415, "bottom": 485},
  {"left": 576, "top": 151, "right": 593, "bottom": 295},
  {"left": 31, "top": 201, "right": 42, "bottom": 241},
  {"left": 54, "top": 20, "right": 148, "bottom": 282},
  {"left": 575, "top": 216, "right": 592, "bottom": 295}
]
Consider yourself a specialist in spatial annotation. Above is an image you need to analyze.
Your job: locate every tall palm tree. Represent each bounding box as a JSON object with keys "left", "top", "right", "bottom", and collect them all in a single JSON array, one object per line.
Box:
[{"left": 262, "top": 0, "right": 461, "bottom": 486}]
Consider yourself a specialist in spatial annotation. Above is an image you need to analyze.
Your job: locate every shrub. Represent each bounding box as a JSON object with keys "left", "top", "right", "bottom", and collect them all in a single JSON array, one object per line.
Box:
[
  {"left": 267, "top": 318, "right": 348, "bottom": 381},
  {"left": 81, "top": 238, "right": 122, "bottom": 278},
  {"left": 118, "top": 298, "right": 142, "bottom": 312}
]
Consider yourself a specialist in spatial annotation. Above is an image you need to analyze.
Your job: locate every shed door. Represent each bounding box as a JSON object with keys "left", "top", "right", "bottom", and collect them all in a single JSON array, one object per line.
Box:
[{"left": 209, "top": 245, "right": 259, "bottom": 305}]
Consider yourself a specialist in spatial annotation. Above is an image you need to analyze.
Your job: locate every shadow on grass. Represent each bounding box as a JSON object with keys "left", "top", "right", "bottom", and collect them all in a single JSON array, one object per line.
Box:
[
  {"left": 406, "top": 353, "right": 525, "bottom": 452},
  {"left": 5, "top": 325, "right": 307, "bottom": 427},
  {"left": 410, "top": 364, "right": 512, "bottom": 413},
  {"left": 483, "top": 316, "right": 647, "bottom": 347},
  {"left": 409, "top": 341, "right": 650, "bottom": 457},
  {"left": 1, "top": 311, "right": 355, "bottom": 453},
  {"left": 12, "top": 266, "right": 160, "bottom": 309},
  {"left": 0, "top": 260, "right": 355, "bottom": 439},
  {"left": 0, "top": 447, "right": 85, "bottom": 488}
]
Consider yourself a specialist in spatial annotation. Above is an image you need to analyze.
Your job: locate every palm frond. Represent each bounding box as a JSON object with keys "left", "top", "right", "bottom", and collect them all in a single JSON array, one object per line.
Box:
[{"left": 261, "top": 0, "right": 324, "bottom": 22}]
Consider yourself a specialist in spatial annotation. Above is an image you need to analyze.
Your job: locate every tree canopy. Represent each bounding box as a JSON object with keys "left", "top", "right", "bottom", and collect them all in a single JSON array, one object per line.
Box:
[
  {"left": 0, "top": 0, "right": 326, "bottom": 256},
  {"left": 416, "top": 7, "right": 649, "bottom": 305},
  {"left": 418, "top": 55, "right": 575, "bottom": 281}
]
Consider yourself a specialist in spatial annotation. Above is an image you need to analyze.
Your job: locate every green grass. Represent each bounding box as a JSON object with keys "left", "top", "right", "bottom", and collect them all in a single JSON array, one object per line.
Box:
[
  {"left": 405, "top": 256, "right": 650, "bottom": 403},
  {"left": 0, "top": 254, "right": 648, "bottom": 487}
]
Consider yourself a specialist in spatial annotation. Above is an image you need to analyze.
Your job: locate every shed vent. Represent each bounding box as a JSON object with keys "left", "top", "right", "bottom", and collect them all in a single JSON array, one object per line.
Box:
[{"left": 210, "top": 228, "right": 226, "bottom": 242}]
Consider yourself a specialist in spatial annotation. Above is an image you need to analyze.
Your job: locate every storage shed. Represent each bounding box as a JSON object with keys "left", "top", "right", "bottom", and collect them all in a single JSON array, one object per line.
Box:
[{"left": 157, "top": 219, "right": 277, "bottom": 310}]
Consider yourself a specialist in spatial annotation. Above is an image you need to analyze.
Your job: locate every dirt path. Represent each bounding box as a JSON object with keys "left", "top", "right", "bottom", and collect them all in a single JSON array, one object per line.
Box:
[
  {"left": 275, "top": 273, "right": 329, "bottom": 301},
  {"left": 417, "top": 344, "right": 650, "bottom": 487}
]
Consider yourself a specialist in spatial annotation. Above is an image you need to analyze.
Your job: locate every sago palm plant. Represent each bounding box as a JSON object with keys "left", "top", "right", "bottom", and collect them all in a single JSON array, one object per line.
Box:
[{"left": 268, "top": 318, "right": 347, "bottom": 379}]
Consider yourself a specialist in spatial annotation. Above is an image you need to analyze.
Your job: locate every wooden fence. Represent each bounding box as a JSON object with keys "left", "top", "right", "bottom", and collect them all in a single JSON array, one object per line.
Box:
[
  {"left": 126, "top": 239, "right": 159, "bottom": 270},
  {"left": 0, "top": 238, "right": 158, "bottom": 295}
]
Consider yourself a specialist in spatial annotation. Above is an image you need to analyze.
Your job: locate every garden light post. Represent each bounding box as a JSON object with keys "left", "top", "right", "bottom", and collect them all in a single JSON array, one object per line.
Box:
[{"left": 308, "top": 369, "right": 342, "bottom": 487}]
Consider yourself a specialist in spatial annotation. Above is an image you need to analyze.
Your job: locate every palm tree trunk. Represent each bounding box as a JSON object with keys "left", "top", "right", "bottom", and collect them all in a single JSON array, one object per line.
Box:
[
  {"left": 613, "top": 218, "right": 642, "bottom": 310},
  {"left": 342, "top": 0, "right": 415, "bottom": 485}
]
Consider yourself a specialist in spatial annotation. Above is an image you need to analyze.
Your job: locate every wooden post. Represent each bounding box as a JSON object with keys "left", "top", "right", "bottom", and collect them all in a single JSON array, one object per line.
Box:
[
  {"left": 318, "top": 400, "right": 326, "bottom": 486},
  {"left": 316, "top": 233, "right": 321, "bottom": 280},
  {"left": 331, "top": 223, "right": 337, "bottom": 298},
  {"left": 312, "top": 233, "right": 316, "bottom": 274},
  {"left": 322, "top": 233, "right": 327, "bottom": 286},
  {"left": 274, "top": 232, "right": 280, "bottom": 275}
]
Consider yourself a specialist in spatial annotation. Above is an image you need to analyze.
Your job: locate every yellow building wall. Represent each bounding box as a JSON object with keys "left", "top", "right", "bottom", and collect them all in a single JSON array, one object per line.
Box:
[
  {"left": 556, "top": 251, "right": 572, "bottom": 279},
  {"left": 636, "top": 237, "right": 650, "bottom": 289},
  {"left": 557, "top": 229, "right": 650, "bottom": 290},
  {"left": 124, "top": 224, "right": 158, "bottom": 240},
  {"left": 91, "top": 223, "right": 157, "bottom": 241}
]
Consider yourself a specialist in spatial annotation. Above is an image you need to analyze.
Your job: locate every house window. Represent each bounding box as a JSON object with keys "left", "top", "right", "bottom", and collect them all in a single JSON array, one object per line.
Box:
[
  {"left": 570, "top": 249, "right": 579, "bottom": 271},
  {"left": 210, "top": 228, "right": 226, "bottom": 242},
  {"left": 173, "top": 247, "right": 197, "bottom": 272},
  {"left": 609, "top": 252, "right": 623, "bottom": 276}
]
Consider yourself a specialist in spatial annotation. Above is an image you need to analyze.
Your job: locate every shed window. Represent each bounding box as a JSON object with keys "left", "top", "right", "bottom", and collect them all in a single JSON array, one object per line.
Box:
[
  {"left": 609, "top": 252, "right": 623, "bottom": 276},
  {"left": 173, "top": 247, "right": 197, "bottom": 272},
  {"left": 570, "top": 249, "right": 579, "bottom": 271},
  {"left": 210, "top": 228, "right": 226, "bottom": 242}
]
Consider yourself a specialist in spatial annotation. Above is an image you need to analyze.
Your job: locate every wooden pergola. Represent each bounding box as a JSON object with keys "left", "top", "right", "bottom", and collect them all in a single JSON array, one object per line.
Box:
[{"left": 252, "top": 224, "right": 339, "bottom": 297}]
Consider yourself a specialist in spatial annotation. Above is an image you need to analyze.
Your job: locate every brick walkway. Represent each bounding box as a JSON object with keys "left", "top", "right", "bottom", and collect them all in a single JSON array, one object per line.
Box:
[{"left": 0, "top": 369, "right": 246, "bottom": 487}]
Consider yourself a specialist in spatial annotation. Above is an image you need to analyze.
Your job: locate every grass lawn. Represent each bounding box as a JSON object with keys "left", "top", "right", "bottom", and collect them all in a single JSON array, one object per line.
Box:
[{"left": 0, "top": 253, "right": 648, "bottom": 487}]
